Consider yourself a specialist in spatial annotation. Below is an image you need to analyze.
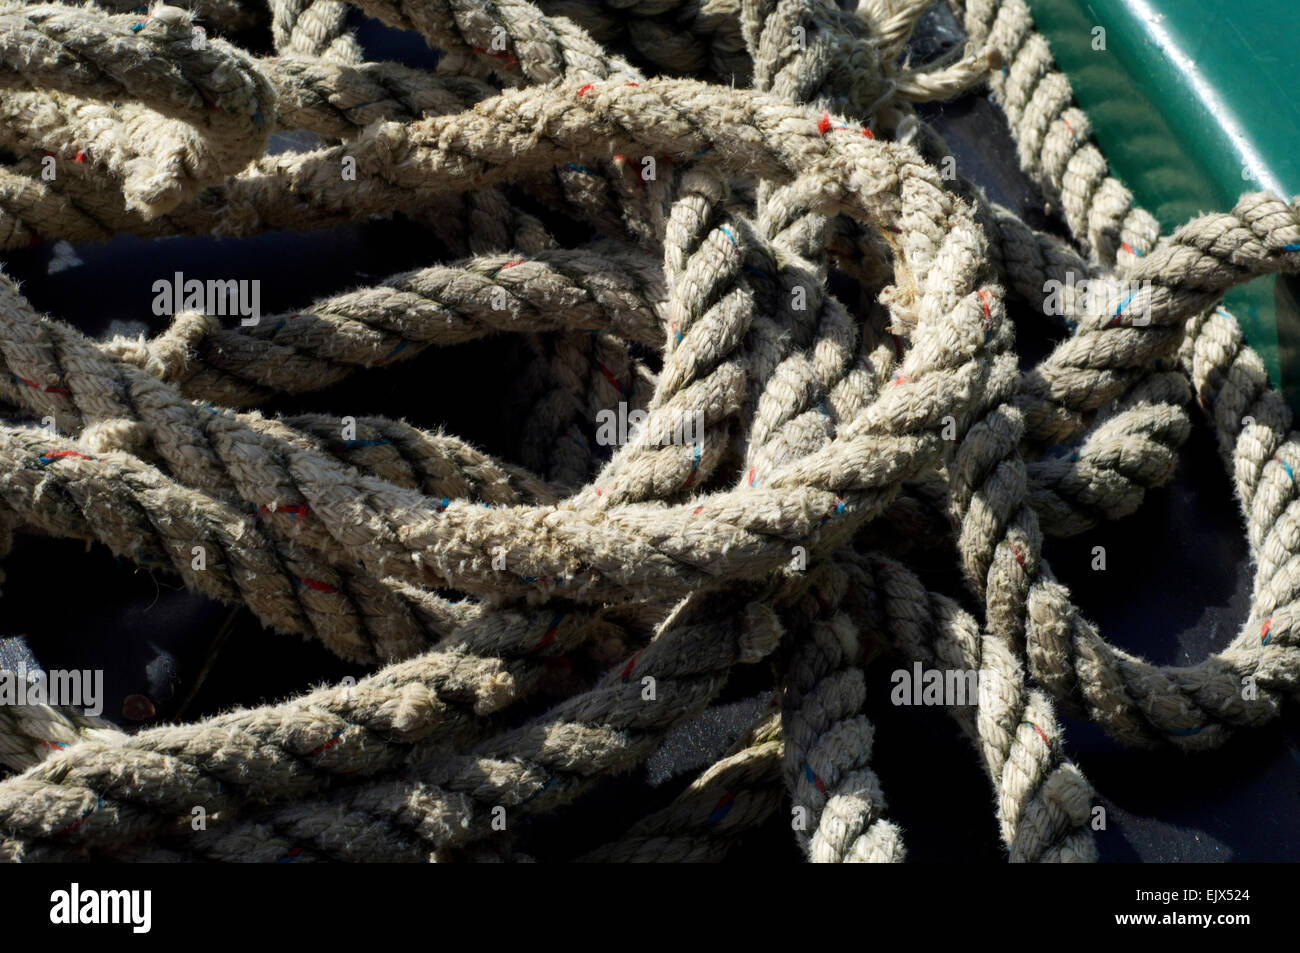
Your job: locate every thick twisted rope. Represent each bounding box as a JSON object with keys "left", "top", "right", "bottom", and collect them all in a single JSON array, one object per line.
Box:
[
  {"left": 1, "top": 0, "right": 1297, "bottom": 865},
  {"left": 780, "top": 601, "right": 906, "bottom": 863},
  {"left": 843, "top": 550, "right": 1096, "bottom": 862},
  {"left": 1, "top": 87, "right": 1006, "bottom": 609},
  {"left": 955, "top": 0, "right": 1160, "bottom": 266},
  {"left": 926, "top": 0, "right": 1300, "bottom": 750},
  {"left": 1011, "top": 311, "right": 1300, "bottom": 749},
  {"left": 0, "top": 701, "right": 122, "bottom": 775},
  {"left": 0, "top": 560, "right": 787, "bottom": 860},
  {"left": 0, "top": 76, "right": 998, "bottom": 852},
  {"left": 270, "top": 0, "right": 363, "bottom": 64},
  {"left": 0, "top": 3, "right": 275, "bottom": 217},
  {"left": 737, "top": 2, "right": 1093, "bottom": 862},
  {"left": 103, "top": 245, "right": 666, "bottom": 408}
]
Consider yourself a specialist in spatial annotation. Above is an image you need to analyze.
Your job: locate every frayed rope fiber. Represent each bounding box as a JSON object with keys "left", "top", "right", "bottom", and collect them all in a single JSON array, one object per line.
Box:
[{"left": 0, "top": 0, "right": 1298, "bottom": 863}]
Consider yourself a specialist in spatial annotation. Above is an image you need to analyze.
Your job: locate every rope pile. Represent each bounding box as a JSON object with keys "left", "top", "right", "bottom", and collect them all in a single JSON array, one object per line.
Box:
[{"left": 0, "top": 0, "right": 1297, "bottom": 862}]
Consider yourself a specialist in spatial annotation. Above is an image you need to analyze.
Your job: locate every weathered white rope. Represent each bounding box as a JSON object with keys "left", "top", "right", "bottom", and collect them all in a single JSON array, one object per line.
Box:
[
  {"left": 954, "top": 0, "right": 1160, "bottom": 266},
  {"left": 0, "top": 61, "right": 1003, "bottom": 852},
  {"left": 270, "top": 0, "right": 363, "bottom": 64},
  {"left": 2, "top": 86, "right": 1008, "bottom": 609},
  {"left": 1, "top": 0, "right": 1298, "bottom": 865},
  {"left": 99, "top": 245, "right": 666, "bottom": 408},
  {"left": 842, "top": 550, "right": 1096, "bottom": 862},
  {"left": 0, "top": 3, "right": 275, "bottom": 217},
  {"left": 926, "top": 0, "right": 1300, "bottom": 751},
  {"left": 0, "top": 703, "right": 122, "bottom": 775}
]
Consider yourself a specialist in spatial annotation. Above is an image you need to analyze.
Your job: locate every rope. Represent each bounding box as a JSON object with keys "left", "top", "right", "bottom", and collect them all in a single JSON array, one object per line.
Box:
[
  {"left": 941, "top": 0, "right": 1300, "bottom": 749},
  {"left": 270, "top": 0, "right": 363, "bottom": 65},
  {"left": 0, "top": 0, "right": 1297, "bottom": 864},
  {"left": 577, "top": 713, "right": 785, "bottom": 863},
  {"left": 0, "top": 3, "right": 275, "bottom": 217}
]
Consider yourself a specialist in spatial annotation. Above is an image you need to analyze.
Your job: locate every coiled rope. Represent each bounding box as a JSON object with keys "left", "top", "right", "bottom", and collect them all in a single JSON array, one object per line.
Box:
[{"left": 0, "top": 0, "right": 1297, "bottom": 863}]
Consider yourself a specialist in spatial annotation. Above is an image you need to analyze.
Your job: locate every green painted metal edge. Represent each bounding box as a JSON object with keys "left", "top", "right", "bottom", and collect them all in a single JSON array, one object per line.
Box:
[{"left": 1026, "top": 0, "right": 1300, "bottom": 410}]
